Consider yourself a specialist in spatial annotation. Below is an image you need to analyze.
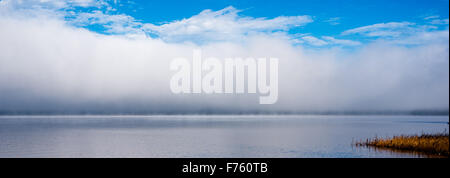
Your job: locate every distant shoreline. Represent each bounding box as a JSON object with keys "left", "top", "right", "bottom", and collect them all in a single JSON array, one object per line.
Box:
[{"left": 0, "top": 110, "right": 448, "bottom": 116}]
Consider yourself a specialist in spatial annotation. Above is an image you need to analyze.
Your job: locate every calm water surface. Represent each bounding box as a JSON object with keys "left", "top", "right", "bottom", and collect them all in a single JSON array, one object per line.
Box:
[{"left": 0, "top": 115, "right": 448, "bottom": 158}]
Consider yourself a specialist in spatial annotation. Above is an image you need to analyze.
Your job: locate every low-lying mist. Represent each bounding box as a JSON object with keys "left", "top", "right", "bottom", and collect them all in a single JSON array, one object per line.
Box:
[{"left": 0, "top": 15, "right": 448, "bottom": 115}]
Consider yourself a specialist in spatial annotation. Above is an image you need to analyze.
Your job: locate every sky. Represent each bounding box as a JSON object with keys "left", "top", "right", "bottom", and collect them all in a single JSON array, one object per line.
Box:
[
  {"left": 0, "top": 0, "right": 448, "bottom": 113},
  {"left": 111, "top": 0, "right": 450, "bottom": 44}
]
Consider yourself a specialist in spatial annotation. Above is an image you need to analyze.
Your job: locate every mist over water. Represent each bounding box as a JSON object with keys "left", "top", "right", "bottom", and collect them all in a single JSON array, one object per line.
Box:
[{"left": 0, "top": 16, "right": 448, "bottom": 114}]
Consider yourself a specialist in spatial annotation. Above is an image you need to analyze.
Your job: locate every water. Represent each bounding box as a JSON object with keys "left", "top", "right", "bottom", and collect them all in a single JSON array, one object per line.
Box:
[{"left": 0, "top": 115, "right": 448, "bottom": 158}]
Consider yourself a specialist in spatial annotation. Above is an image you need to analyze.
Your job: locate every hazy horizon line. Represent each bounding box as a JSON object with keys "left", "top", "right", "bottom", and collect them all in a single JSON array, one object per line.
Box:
[{"left": 0, "top": 109, "right": 448, "bottom": 116}]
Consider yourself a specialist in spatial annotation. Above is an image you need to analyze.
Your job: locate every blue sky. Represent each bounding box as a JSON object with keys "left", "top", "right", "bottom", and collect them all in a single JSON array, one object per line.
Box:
[
  {"left": 123, "top": 0, "right": 449, "bottom": 35},
  {"left": 80, "top": 0, "right": 449, "bottom": 45},
  {"left": 2, "top": 0, "right": 448, "bottom": 47}
]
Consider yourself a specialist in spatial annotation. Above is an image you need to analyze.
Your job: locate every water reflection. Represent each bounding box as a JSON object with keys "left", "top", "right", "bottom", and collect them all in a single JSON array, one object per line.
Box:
[
  {"left": 353, "top": 144, "right": 446, "bottom": 158},
  {"left": 0, "top": 115, "right": 448, "bottom": 158}
]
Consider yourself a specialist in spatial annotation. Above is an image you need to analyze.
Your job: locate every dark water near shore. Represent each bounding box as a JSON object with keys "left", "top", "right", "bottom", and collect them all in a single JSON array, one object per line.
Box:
[{"left": 0, "top": 115, "right": 448, "bottom": 158}]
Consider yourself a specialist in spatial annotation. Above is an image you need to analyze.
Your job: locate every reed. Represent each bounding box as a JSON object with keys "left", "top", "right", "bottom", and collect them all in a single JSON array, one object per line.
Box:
[{"left": 355, "top": 132, "right": 449, "bottom": 156}]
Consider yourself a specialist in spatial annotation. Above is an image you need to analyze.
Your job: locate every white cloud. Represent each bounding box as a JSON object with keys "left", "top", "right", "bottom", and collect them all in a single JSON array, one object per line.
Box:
[
  {"left": 3, "top": 3, "right": 314, "bottom": 43},
  {"left": 0, "top": 0, "right": 104, "bottom": 10},
  {"left": 142, "top": 6, "right": 313, "bottom": 43},
  {"left": 0, "top": 15, "right": 448, "bottom": 112},
  {"left": 342, "top": 22, "right": 416, "bottom": 37},
  {"left": 341, "top": 21, "right": 449, "bottom": 46},
  {"left": 301, "top": 36, "right": 328, "bottom": 46},
  {"left": 0, "top": 0, "right": 139, "bottom": 35},
  {"left": 424, "top": 15, "right": 439, "bottom": 20},
  {"left": 423, "top": 15, "right": 449, "bottom": 25},
  {"left": 70, "top": 10, "right": 143, "bottom": 35},
  {"left": 387, "top": 29, "right": 449, "bottom": 45},
  {"left": 429, "top": 18, "right": 449, "bottom": 25},
  {"left": 324, "top": 17, "right": 340, "bottom": 25},
  {"left": 299, "top": 36, "right": 361, "bottom": 47},
  {"left": 321, "top": 36, "right": 361, "bottom": 46}
]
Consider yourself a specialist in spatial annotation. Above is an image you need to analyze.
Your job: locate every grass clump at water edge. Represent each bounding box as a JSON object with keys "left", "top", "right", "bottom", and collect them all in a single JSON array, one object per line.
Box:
[{"left": 355, "top": 132, "right": 449, "bottom": 157}]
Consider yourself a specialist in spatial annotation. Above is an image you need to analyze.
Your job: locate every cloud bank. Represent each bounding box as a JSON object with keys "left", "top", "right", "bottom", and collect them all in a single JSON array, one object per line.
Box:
[
  {"left": 0, "top": 1, "right": 448, "bottom": 114},
  {"left": 143, "top": 6, "right": 312, "bottom": 43}
]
